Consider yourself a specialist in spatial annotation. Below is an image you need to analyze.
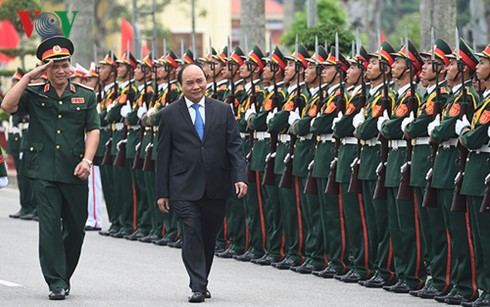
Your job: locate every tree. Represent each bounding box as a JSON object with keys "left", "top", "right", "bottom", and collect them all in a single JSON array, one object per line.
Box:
[
  {"left": 240, "top": 0, "right": 265, "bottom": 50},
  {"left": 420, "top": 0, "right": 456, "bottom": 50},
  {"left": 281, "top": 0, "right": 353, "bottom": 54},
  {"left": 284, "top": 0, "right": 306, "bottom": 31},
  {"left": 64, "top": 0, "right": 95, "bottom": 67}
]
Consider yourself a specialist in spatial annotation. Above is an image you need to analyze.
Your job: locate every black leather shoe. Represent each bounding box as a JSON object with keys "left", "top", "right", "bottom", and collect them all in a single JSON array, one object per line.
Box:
[
  {"left": 234, "top": 251, "right": 262, "bottom": 262},
  {"left": 84, "top": 225, "right": 102, "bottom": 231},
  {"left": 316, "top": 267, "right": 343, "bottom": 279},
  {"left": 125, "top": 231, "right": 147, "bottom": 241},
  {"left": 273, "top": 258, "right": 299, "bottom": 270},
  {"left": 20, "top": 213, "right": 35, "bottom": 220},
  {"left": 444, "top": 293, "right": 473, "bottom": 305},
  {"left": 48, "top": 288, "right": 66, "bottom": 300},
  {"left": 168, "top": 239, "right": 182, "bottom": 248},
  {"left": 32, "top": 214, "right": 39, "bottom": 221},
  {"left": 339, "top": 270, "right": 363, "bottom": 283},
  {"left": 389, "top": 281, "right": 418, "bottom": 293},
  {"left": 188, "top": 291, "right": 205, "bottom": 303},
  {"left": 215, "top": 247, "right": 225, "bottom": 254},
  {"left": 252, "top": 255, "right": 279, "bottom": 266},
  {"left": 216, "top": 248, "right": 241, "bottom": 258},
  {"left": 151, "top": 237, "right": 173, "bottom": 245},
  {"left": 9, "top": 210, "right": 24, "bottom": 218},
  {"left": 111, "top": 230, "right": 131, "bottom": 238},
  {"left": 361, "top": 275, "right": 396, "bottom": 288},
  {"left": 205, "top": 290, "right": 211, "bottom": 299},
  {"left": 461, "top": 297, "right": 490, "bottom": 307},
  {"left": 413, "top": 285, "right": 445, "bottom": 299},
  {"left": 295, "top": 263, "right": 321, "bottom": 274},
  {"left": 141, "top": 234, "right": 161, "bottom": 243}
]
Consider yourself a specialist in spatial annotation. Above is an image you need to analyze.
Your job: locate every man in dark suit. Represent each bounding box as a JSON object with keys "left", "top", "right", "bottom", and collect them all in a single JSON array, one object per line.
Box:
[{"left": 156, "top": 63, "right": 247, "bottom": 303}]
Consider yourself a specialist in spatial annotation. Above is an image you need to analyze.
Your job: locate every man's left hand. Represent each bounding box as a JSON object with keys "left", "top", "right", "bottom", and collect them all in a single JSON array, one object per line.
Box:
[
  {"left": 235, "top": 182, "right": 248, "bottom": 198},
  {"left": 74, "top": 161, "right": 90, "bottom": 180}
]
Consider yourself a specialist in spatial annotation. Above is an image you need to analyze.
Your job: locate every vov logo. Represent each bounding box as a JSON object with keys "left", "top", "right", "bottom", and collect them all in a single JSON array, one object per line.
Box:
[{"left": 17, "top": 11, "right": 79, "bottom": 38}]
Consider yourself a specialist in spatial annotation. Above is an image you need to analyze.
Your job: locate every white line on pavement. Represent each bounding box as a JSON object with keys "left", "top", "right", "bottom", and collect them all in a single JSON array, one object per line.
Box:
[{"left": 0, "top": 279, "right": 23, "bottom": 287}]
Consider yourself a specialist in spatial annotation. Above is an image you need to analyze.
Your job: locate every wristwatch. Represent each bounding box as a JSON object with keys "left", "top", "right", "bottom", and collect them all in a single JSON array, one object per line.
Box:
[{"left": 82, "top": 158, "right": 93, "bottom": 167}]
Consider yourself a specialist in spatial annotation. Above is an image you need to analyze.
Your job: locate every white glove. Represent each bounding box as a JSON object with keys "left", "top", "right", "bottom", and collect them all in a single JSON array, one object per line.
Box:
[
  {"left": 350, "top": 157, "right": 359, "bottom": 169},
  {"left": 352, "top": 111, "right": 364, "bottom": 129},
  {"left": 332, "top": 111, "right": 343, "bottom": 130},
  {"left": 117, "top": 139, "right": 127, "bottom": 150},
  {"left": 400, "top": 111, "right": 415, "bottom": 133},
  {"left": 245, "top": 103, "right": 257, "bottom": 121},
  {"left": 288, "top": 107, "right": 301, "bottom": 126},
  {"left": 307, "top": 160, "right": 315, "bottom": 170},
  {"left": 329, "top": 157, "right": 338, "bottom": 169},
  {"left": 375, "top": 162, "right": 384, "bottom": 175},
  {"left": 19, "top": 152, "right": 23, "bottom": 160},
  {"left": 267, "top": 107, "right": 277, "bottom": 124},
  {"left": 376, "top": 110, "right": 389, "bottom": 132},
  {"left": 400, "top": 161, "right": 410, "bottom": 173},
  {"left": 120, "top": 100, "right": 131, "bottom": 118},
  {"left": 427, "top": 114, "right": 441, "bottom": 136},
  {"left": 147, "top": 106, "right": 157, "bottom": 117},
  {"left": 106, "top": 103, "right": 115, "bottom": 112},
  {"left": 485, "top": 173, "right": 490, "bottom": 185},
  {"left": 0, "top": 176, "right": 8, "bottom": 188},
  {"left": 455, "top": 115, "right": 470, "bottom": 136},
  {"left": 96, "top": 103, "right": 101, "bottom": 114},
  {"left": 425, "top": 168, "right": 433, "bottom": 181},
  {"left": 137, "top": 102, "right": 148, "bottom": 119}
]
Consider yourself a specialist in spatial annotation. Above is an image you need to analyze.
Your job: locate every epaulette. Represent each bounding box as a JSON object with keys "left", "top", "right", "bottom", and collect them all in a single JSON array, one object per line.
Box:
[
  {"left": 73, "top": 82, "right": 94, "bottom": 91},
  {"left": 335, "top": 89, "right": 342, "bottom": 96},
  {"left": 27, "top": 82, "right": 45, "bottom": 87},
  {"left": 218, "top": 84, "right": 227, "bottom": 91},
  {"left": 440, "top": 87, "right": 446, "bottom": 94},
  {"left": 170, "top": 83, "right": 179, "bottom": 91},
  {"left": 235, "top": 85, "right": 244, "bottom": 92}
]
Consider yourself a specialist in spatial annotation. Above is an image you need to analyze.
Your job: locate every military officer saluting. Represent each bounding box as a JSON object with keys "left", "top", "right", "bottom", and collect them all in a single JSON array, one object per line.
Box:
[{"left": 1, "top": 35, "right": 100, "bottom": 300}]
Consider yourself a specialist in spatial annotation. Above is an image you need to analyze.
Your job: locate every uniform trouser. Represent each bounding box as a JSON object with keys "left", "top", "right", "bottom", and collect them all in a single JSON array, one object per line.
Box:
[
  {"left": 341, "top": 183, "right": 373, "bottom": 278},
  {"left": 225, "top": 195, "right": 247, "bottom": 253},
  {"left": 438, "top": 189, "right": 478, "bottom": 299},
  {"left": 468, "top": 196, "right": 490, "bottom": 300},
  {"left": 278, "top": 177, "right": 303, "bottom": 263},
  {"left": 414, "top": 188, "right": 433, "bottom": 263},
  {"left": 386, "top": 187, "right": 426, "bottom": 288},
  {"left": 35, "top": 179, "right": 88, "bottom": 291},
  {"left": 415, "top": 187, "right": 451, "bottom": 292},
  {"left": 163, "top": 208, "right": 180, "bottom": 240},
  {"left": 243, "top": 171, "right": 268, "bottom": 256},
  {"left": 299, "top": 176, "right": 324, "bottom": 268},
  {"left": 130, "top": 168, "right": 149, "bottom": 234},
  {"left": 361, "top": 180, "right": 395, "bottom": 281},
  {"left": 113, "top": 160, "right": 134, "bottom": 233},
  {"left": 317, "top": 177, "right": 349, "bottom": 272},
  {"left": 215, "top": 219, "right": 228, "bottom": 250},
  {"left": 263, "top": 176, "right": 284, "bottom": 260},
  {"left": 143, "top": 169, "right": 160, "bottom": 236},
  {"left": 86, "top": 165, "right": 103, "bottom": 228},
  {"left": 16, "top": 155, "right": 36, "bottom": 214},
  {"left": 100, "top": 163, "right": 117, "bottom": 230}
]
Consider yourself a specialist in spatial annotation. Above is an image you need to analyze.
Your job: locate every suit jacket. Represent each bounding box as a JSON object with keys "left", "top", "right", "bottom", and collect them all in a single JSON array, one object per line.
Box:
[{"left": 156, "top": 97, "right": 247, "bottom": 201}]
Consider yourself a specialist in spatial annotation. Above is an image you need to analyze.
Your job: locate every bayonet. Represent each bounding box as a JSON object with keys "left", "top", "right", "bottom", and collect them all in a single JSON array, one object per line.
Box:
[
  {"left": 356, "top": 28, "right": 360, "bottom": 56},
  {"left": 180, "top": 39, "right": 184, "bottom": 61},
  {"left": 192, "top": 33, "right": 196, "bottom": 62},
  {"left": 455, "top": 27, "right": 460, "bottom": 61},
  {"left": 315, "top": 35, "right": 318, "bottom": 66}
]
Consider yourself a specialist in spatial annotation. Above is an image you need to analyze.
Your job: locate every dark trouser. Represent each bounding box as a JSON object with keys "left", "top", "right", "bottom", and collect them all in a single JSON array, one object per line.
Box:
[
  {"left": 17, "top": 155, "right": 36, "bottom": 214},
  {"left": 225, "top": 195, "right": 246, "bottom": 253},
  {"left": 143, "top": 170, "right": 158, "bottom": 236},
  {"left": 361, "top": 180, "right": 395, "bottom": 282},
  {"left": 172, "top": 196, "right": 226, "bottom": 293},
  {"left": 35, "top": 179, "right": 88, "bottom": 291},
  {"left": 262, "top": 176, "right": 284, "bottom": 260},
  {"left": 415, "top": 187, "right": 452, "bottom": 292},
  {"left": 113, "top": 160, "right": 134, "bottom": 233},
  {"left": 438, "top": 189, "right": 478, "bottom": 299},
  {"left": 243, "top": 171, "right": 268, "bottom": 256},
  {"left": 468, "top": 196, "right": 488, "bottom": 298},
  {"left": 278, "top": 177, "right": 303, "bottom": 263},
  {"left": 100, "top": 163, "right": 117, "bottom": 230}
]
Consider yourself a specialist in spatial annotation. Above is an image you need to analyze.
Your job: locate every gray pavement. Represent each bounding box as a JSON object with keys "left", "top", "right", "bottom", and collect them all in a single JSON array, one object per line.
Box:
[{"left": 0, "top": 186, "right": 441, "bottom": 306}]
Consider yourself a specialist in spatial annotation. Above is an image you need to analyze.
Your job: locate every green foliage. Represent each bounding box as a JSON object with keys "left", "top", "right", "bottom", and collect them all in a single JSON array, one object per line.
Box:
[
  {"left": 0, "top": 0, "right": 41, "bottom": 34},
  {"left": 0, "top": 48, "right": 36, "bottom": 57},
  {"left": 281, "top": 0, "right": 353, "bottom": 54},
  {"left": 387, "top": 12, "right": 421, "bottom": 51}
]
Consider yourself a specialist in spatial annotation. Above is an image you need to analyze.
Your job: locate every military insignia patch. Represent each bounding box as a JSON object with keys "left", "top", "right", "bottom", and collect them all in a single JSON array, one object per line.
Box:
[
  {"left": 283, "top": 100, "right": 294, "bottom": 111},
  {"left": 449, "top": 103, "right": 460, "bottom": 117},
  {"left": 308, "top": 104, "right": 317, "bottom": 117},
  {"left": 325, "top": 102, "right": 337, "bottom": 114},
  {"left": 425, "top": 100, "right": 434, "bottom": 115},
  {"left": 236, "top": 85, "right": 244, "bottom": 92},
  {"left": 71, "top": 97, "right": 85, "bottom": 104},
  {"left": 395, "top": 104, "right": 408, "bottom": 117},
  {"left": 264, "top": 99, "right": 272, "bottom": 111},
  {"left": 372, "top": 105, "right": 382, "bottom": 118},
  {"left": 345, "top": 103, "right": 356, "bottom": 115},
  {"left": 479, "top": 110, "right": 490, "bottom": 124}
]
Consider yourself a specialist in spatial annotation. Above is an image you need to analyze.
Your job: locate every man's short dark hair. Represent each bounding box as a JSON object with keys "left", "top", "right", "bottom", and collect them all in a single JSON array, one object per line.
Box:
[{"left": 177, "top": 63, "right": 204, "bottom": 85}]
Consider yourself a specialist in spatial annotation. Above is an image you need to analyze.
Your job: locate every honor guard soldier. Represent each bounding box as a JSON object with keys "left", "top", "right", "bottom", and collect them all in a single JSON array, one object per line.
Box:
[
  {"left": 7, "top": 68, "right": 36, "bottom": 219},
  {"left": 457, "top": 43, "right": 490, "bottom": 307},
  {"left": 199, "top": 47, "right": 218, "bottom": 97},
  {"left": 310, "top": 46, "right": 349, "bottom": 278},
  {"left": 211, "top": 46, "right": 230, "bottom": 102},
  {"left": 268, "top": 44, "right": 310, "bottom": 270},
  {"left": 428, "top": 37, "right": 480, "bottom": 305},
  {"left": 0, "top": 148, "right": 7, "bottom": 188},
  {"left": 354, "top": 40, "right": 397, "bottom": 288},
  {"left": 97, "top": 51, "right": 120, "bottom": 236},
  {"left": 1, "top": 35, "right": 100, "bottom": 300},
  {"left": 405, "top": 38, "right": 453, "bottom": 299},
  {"left": 216, "top": 46, "right": 249, "bottom": 259},
  {"left": 287, "top": 45, "right": 328, "bottom": 274}
]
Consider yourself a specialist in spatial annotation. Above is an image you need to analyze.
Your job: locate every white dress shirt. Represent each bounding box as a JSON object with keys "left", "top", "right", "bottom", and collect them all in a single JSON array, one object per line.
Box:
[{"left": 185, "top": 96, "right": 206, "bottom": 124}]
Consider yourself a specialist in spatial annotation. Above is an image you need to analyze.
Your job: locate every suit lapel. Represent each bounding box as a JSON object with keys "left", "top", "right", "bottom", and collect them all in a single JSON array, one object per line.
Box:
[
  {"left": 202, "top": 98, "right": 214, "bottom": 143},
  {"left": 178, "top": 98, "right": 201, "bottom": 141}
]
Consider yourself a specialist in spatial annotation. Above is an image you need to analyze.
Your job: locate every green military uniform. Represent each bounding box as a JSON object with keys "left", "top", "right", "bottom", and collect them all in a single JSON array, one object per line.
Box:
[
  {"left": 0, "top": 148, "right": 7, "bottom": 184},
  {"left": 16, "top": 35, "right": 100, "bottom": 294},
  {"left": 430, "top": 39, "right": 480, "bottom": 303}
]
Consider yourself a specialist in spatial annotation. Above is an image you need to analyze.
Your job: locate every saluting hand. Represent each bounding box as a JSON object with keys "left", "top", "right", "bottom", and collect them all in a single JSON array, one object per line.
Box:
[{"left": 26, "top": 60, "right": 53, "bottom": 82}]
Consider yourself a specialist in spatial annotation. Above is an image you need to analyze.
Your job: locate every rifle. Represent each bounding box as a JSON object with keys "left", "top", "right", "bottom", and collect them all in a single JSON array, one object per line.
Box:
[
  {"left": 423, "top": 28, "right": 443, "bottom": 208},
  {"left": 132, "top": 68, "right": 150, "bottom": 170},
  {"left": 373, "top": 36, "right": 392, "bottom": 200},
  {"left": 262, "top": 60, "right": 279, "bottom": 186},
  {"left": 209, "top": 36, "right": 218, "bottom": 99},
  {"left": 102, "top": 59, "right": 119, "bottom": 166},
  {"left": 244, "top": 36, "right": 257, "bottom": 183},
  {"left": 451, "top": 29, "right": 469, "bottom": 212},
  {"left": 142, "top": 60, "right": 159, "bottom": 172},
  {"left": 279, "top": 36, "right": 302, "bottom": 189},
  {"left": 304, "top": 36, "right": 322, "bottom": 194},
  {"left": 225, "top": 36, "right": 237, "bottom": 112},
  {"left": 397, "top": 32, "right": 416, "bottom": 201},
  {"left": 325, "top": 33, "right": 345, "bottom": 194},
  {"left": 93, "top": 65, "right": 104, "bottom": 166}
]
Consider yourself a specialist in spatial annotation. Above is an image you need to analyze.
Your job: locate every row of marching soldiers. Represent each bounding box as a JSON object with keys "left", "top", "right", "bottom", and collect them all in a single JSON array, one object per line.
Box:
[{"left": 83, "top": 33, "right": 490, "bottom": 306}]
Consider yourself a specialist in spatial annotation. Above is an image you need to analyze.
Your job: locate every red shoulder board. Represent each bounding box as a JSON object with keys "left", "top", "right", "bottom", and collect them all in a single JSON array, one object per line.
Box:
[
  {"left": 425, "top": 100, "right": 434, "bottom": 115},
  {"left": 118, "top": 93, "right": 127, "bottom": 104},
  {"left": 218, "top": 84, "right": 227, "bottom": 91},
  {"left": 335, "top": 89, "right": 341, "bottom": 96},
  {"left": 345, "top": 103, "right": 356, "bottom": 115},
  {"left": 449, "top": 103, "right": 460, "bottom": 117},
  {"left": 44, "top": 84, "right": 50, "bottom": 93},
  {"left": 479, "top": 110, "right": 490, "bottom": 124},
  {"left": 282, "top": 100, "right": 294, "bottom": 111},
  {"left": 70, "top": 83, "right": 76, "bottom": 93},
  {"left": 395, "top": 104, "right": 408, "bottom": 117},
  {"left": 372, "top": 105, "right": 382, "bottom": 118},
  {"left": 170, "top": 84, "right": 178, "bottom": 90},
  {"left": 325, "top": 102, "right": 337, "bottom": 114},
  {"left": 440, "top": 87, "right": 446, "bottom": 94},
  {"left": 254, "top": 85, "right": 261, "bottom": 92},
  {"left": 0, "top": 154, "right": 4, "bottom": 164},
  {"left": 236, "top": 85, "right": 244, "bottom": 92},
  {"left": 263, "top": 99, "right": 273, "bottom": 111},
  {"left": 308, "top": 104, "right": 318, "bottom": 117},
  {"left": 147, "top": 86, "right": 154, "bottom": 93},
  {"left": 405, "top": 89, "right": 411, "bottom": 97}
]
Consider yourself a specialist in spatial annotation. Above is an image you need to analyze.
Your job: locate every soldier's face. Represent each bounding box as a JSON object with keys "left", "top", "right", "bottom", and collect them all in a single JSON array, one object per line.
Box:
[
  {"left": 391, "top": 57, "right": 407, "bottom": 80},
  {"left": 47, "top": 60, "right": 70, "bottom": 87},
  {"left": 284, "top": 60, "right": 297, "bottom": 83},
  {"left": 321, "top": 65, "right": 336, "bottom": 84},
  {"left": 446, "top": 59, "right": 459, "bottom": 82},
  {"left": 262, "top": 62, "right": 273, "bottom": 82},
  {"left": 99, "top": 64, "right": 111, "bottom": 83},
  {"left": 366, "top": 58, "right": 381, "bottom": 80},
  {"left": 346, "top": 64, "right": 361, "bottom": 86},
  {"left": 181, "top": 65, "right": 206, "bottom": 103},
  {"left": 118, "top": 64, "right": 129, "bottom": 79},
  {"left": 239, "top": 62, "right": 252, "bottom": 79},
  {"left": 157, "top": 65, "right": 168, "bottom": 80},
  {"left": 201, "top": 62, "right": 211, "bottom": 80},
  {"left": 476, "top": 58, "right": 490, "bottom": 81},
  {"left": 86, "top": 77, "right": 98, "bottom": 89},
  {"left": 304, "top": 62, "right": 317, "bottom": 84},
  {"left": 134, "top": 64, "right": 144, "bottom": 82},
  {"left": 212, "top": 59, "right": 223, "bottom": 77},
  {"left": 421, "top": 58, "right": 436, "bottom": 82}
]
